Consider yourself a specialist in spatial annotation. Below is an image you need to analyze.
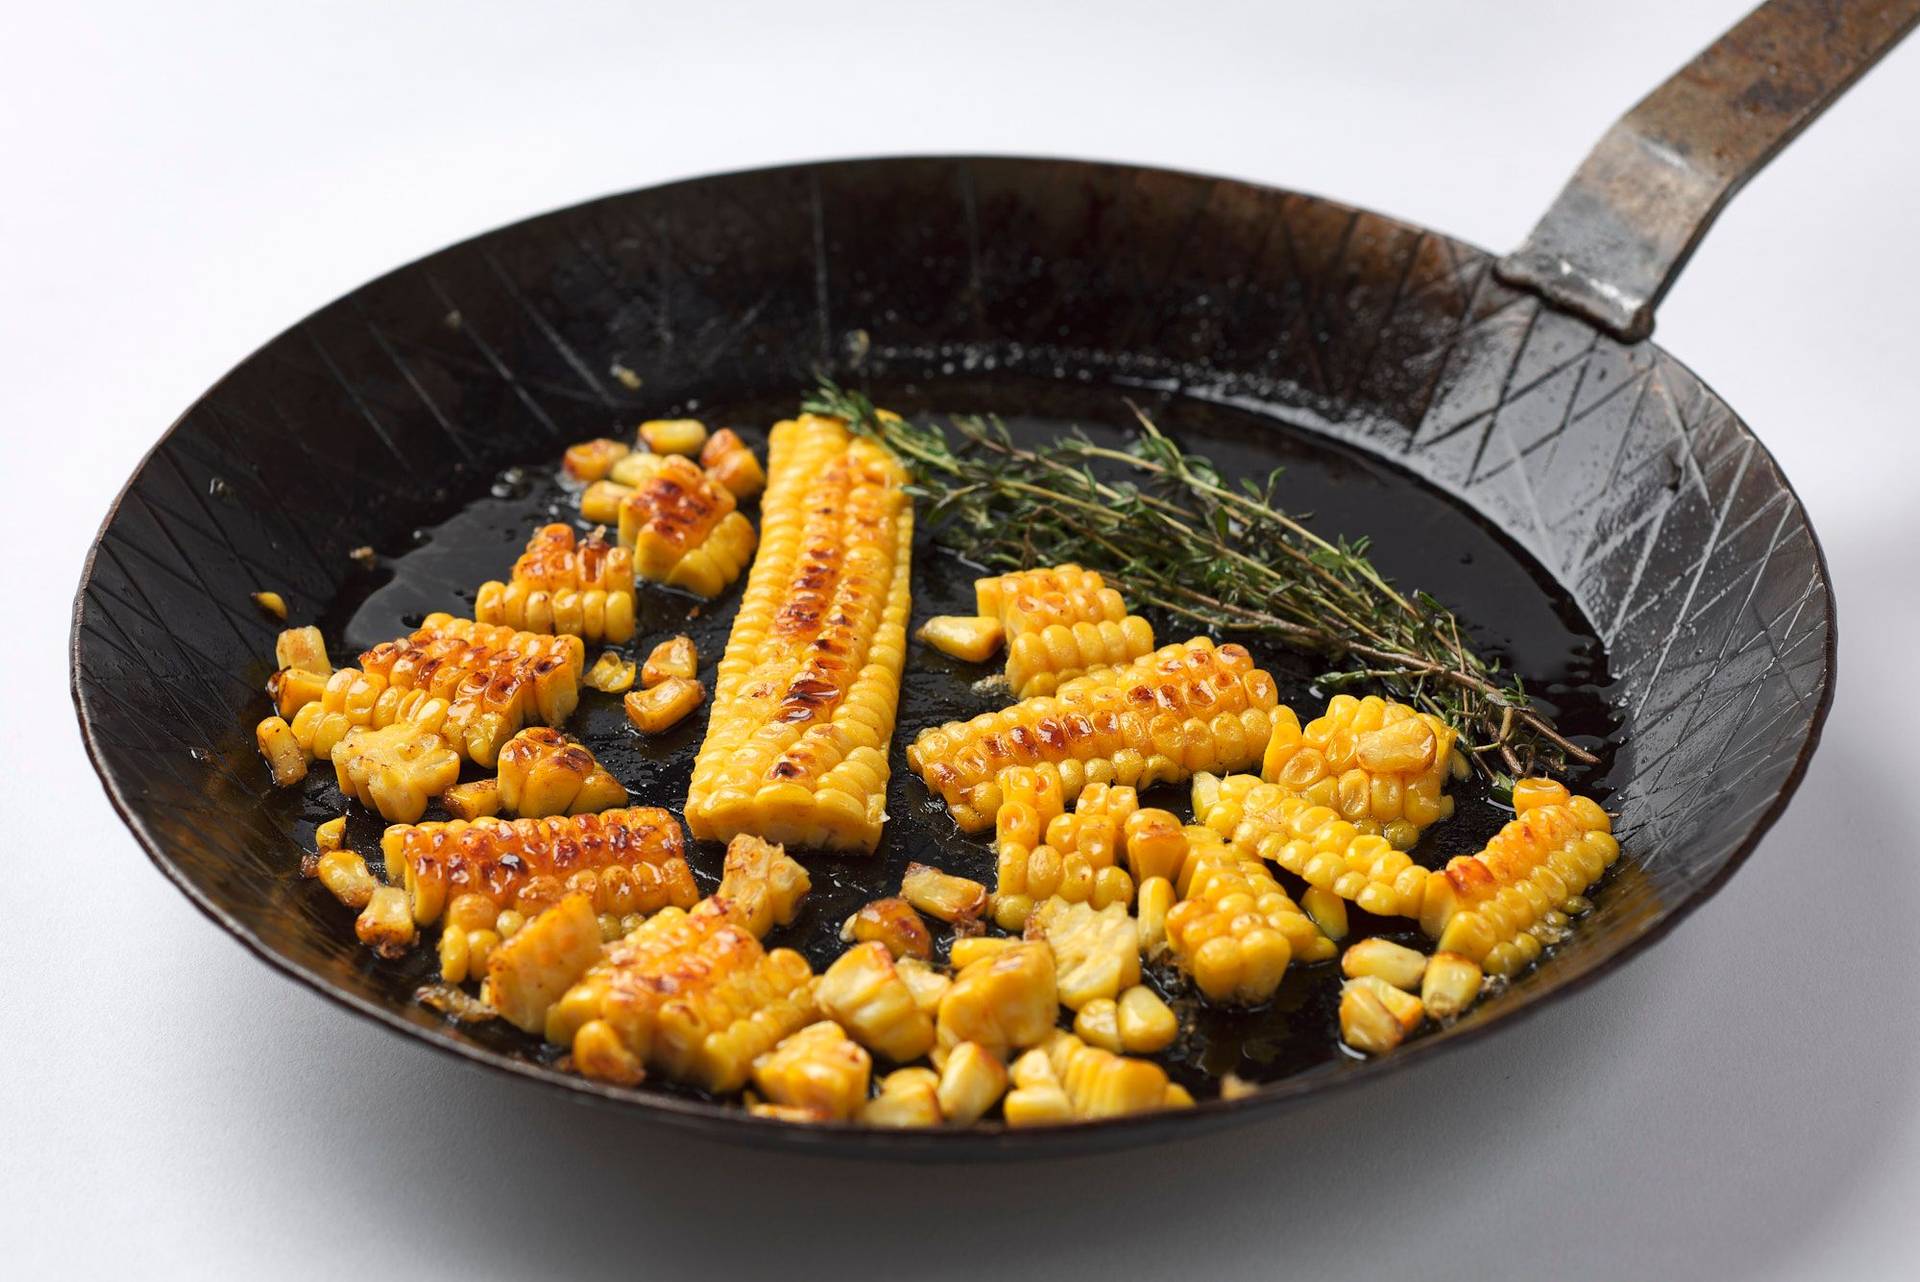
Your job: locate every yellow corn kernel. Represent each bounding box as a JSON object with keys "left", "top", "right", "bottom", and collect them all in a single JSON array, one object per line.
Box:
[
  {"left": 639, "top": 417, "right": 709, "bottom": 456},
  {"left": 623, "top": 676, "right": 705, "bottom": 734},
  {"left": 315, "top": 849, "right": 374, "bottom": 909},
  {"left": 937, "top": 1041, "right": 1009, "bottom": 1126},
  {"left": 1027, "top": 897, "right": 1139, "bottom": 1011},
  {"left": 641, "top": 634, "right": 698, "bottom": 687},
  {"left": 314, "top": 816, "right": 347, "bottom": 853},
  {"left": 616, "top": 454, "right": 757, "bottom": 597},
  {"left": 580, "top": 479, "right": 633, "bottom": 524},
  {"left": 437, "top": 920, "right": 470, "bottom": 984},
  {"left": 1339, "top": 981, "right": 1402, "bottom": 1054},
  {"left": 1003, "top": 1084, "right": 1075, "bottom": 1127},
  {"left": 1072, "top": 999, "right": 1123, "bottom": 1053},
  {"left": 582, "top": 654, "right": 636, "bottom": 697},
  {"left": 916, "top": 615, "right": 1005, "bottom": 664},
  {"left": 331, "top": 722, "right": 459, "bottom": 823},
  {"left": 481, "top": 892, "right": 605, "bottom": 1033},
  {"left": 1116, "top": 985, "right": 1177, "bottom": 1054},
  {"left": 496, "top": 910, "right": 526, "bottom": 939},
  {"left": 685, "top": 415, "right": 912, "bottom": 855},
  {"left": 251, "top": 590, "right": 288, "bottom": 620},
  {"left": 442, "top": 778, "right": 502, "bottom": 820},
  {"left": 1301, "top": 886, "right": 1349, "bottom": 941},
  {"left": 1041, "top": 1030, "right": 1180, "bottom": 1119},
  {"left": 895, "top": 958, "right": 952, "bottom": 1016},
  {"left": 475, "top": 525, "right": 637, "bottom": 646},
  {"left": 1263, "top": 695, "right": 1459, "bottom": 848},
  {"left": 1347, "top": 975, "right": 1424, "bottom": 1033},
  {"left": 1341, "top": 938, "right": 1429, "bottom": 991},
  {"left": 842, "top": 897, "right": 932, "bottom": 961},
  {"left": 1511, "top": 776, "right": 1572, "bottom": 813},
  {"left": 861, "top": 1067, "right": 943, "bottom": 1127},
  {"left": 717, "top": 833, "right": 811, "bottom": 939},
  {"left": 936, "top": 942, "right": 1058, "bottom": 1062},
  {"left": 750, "top": 1020, "right": 870, "bottom": 1122},
  {"left": 1422, "top": 951, "right": 1484, "bottom": 1020},
  {"left": 1135, "top": 876, "right": 1173, "bottom": 958},
  {"left": 275, "top": 625, "right": 332, "bottom": 675},
  {"left": 268, "top": 665, "right": 330, "bottom": 719},
  {"left": 496, "top": 726, "right": 627, "bottom": 817},
  {"left": 1121, "top": 808, "right": 1188, "bottom": 884},
  {"left": 908, "top": 637, "right": 1281, "bottom": 832},
  {"left": 700, "top": 428, "right": 766, "bottom": 500},
  {"left": 355, "top": 884, "right": 416, "bottom": 958},
  {"left": 948, "top": 936, "right": 1020, "bottom": 970},
  {"left": 256, "top": 715, "right": 307, "bottom": 787},
  {"left": 564, "top": 437, "right": 632, "bottom": 481},
  {"left": 901, "top": 862, "right": 988, "bottom": 927},
  {"left": 816, "top": 941, "right": 936, "bottom": 1062}
]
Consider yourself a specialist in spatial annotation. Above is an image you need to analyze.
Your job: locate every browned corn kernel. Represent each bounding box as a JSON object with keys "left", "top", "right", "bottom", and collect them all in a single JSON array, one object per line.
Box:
[
  {"left": 276, "top": 625, "right": 332, "bottom": 675},
  {"left": 639, "top": 418, "right": 708, "bottom": 456},
  {"left": 315, "top": 849, "right": 375, "bottom": 909},
  {"left": 268, "top": 665, "right": 330, "bottom": 719},
  {"left": 442, "top": 779, "right": 502, "bottom": 820},
  {"left": 1135, "top": 876, "right": 1173, "bottom": 958},
  {"left": 861, "top": 1067, "right": 944, "bottom": 1127},
  {"left": 1347, "top": 975, "right": 1424, "bottom": 1033},
  {"left": 717, "top": 833, "right": 811, "bottom": 939},
  {"left": 842, "top": 897, "right": 932, "bottom": 961},
  {"left": 901, "top": 863, "right": 988, "bottom": 926},
  {"left": 1421, "top": 951, "right": 1483, "bottom": 1020},
  {"left": 1301, "top": 886, "right": 1349, "bottom": 941},
  {"left": 1121, "top": 808, "right": 1188, "bottom": 884},
  {"left": 949, "top": 936, "right": 1020, "bottom": 970},
  {"left": 564, "top": 437, "right": 632, "bottom": 481},
  {"left": 624, "top": 677, "right": 705, "bottom": 733},
  {"left": 895, "top": 958, "right": 951, "bottom": 1016},
  {"left": 584, "top": 651, "right": 638, "bottom": 694},
  {"left": 314, "top": 816, "right": 347, "bottom": 852},
  {"left": 256, "top": 715, "right": 307, "bottom": 787},
  {"left": 356, "top": 885, "right": 416, "bottom": 958},
  {"left": 1003, "top": 1084, "right": 1075, "bottom": 1127},
  {"left": 1072, "top": 999, "right": 1123, "bottom": 1053},
  {"left": 481, "top": 892, "right": 605, "bottom": 1032},
  {"left": 937, "top": 1041, "right": 1009, "bottom": 1126},
  {"left": 699, "top": 428, "right": 767, "bottom": 499},
  {"left": 641, "top": 634, "right": 698, "bottom": 687},
  {"left": 936, "top": 942, "right": 1058, "bottom": 1062},
  {"left": 1026, "top": 897, "right": 1139, "bottom": 1011},
  {"left": 475, "top": 525, "right": 638, "bottom": 646},
  {"left": 751, "top": 1021, "right": 871, "bottom": 1122},
  {"left": 580, "top": 480, "right": 633, "bottom": 525},
  {"left": 816, "top": 941, "right": 936, "bottom": 1062},
  {"left": 1117, "top": 985, "right": 1178, "bottom": 1053},
  {"left": 331, "top": 722, "right": 460, "bottom": 822},
  {"left": 497, "top": 726, "right": 627, "bottom": 817},
  {"left": 916, "top": 615, "right": 1005, "bottom": 664},
  {"left": 1341, "top": 938, "right": 1429, "bottom": 991},
  {"left": 252, "top": 590, "right": 288, "bottom": 619},
  {"left": 1339, "top": 981, "right": 1403, "bottom": 1054}
]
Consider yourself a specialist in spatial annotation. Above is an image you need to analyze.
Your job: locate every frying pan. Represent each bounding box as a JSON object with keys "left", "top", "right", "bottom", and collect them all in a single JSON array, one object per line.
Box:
[{"left": 71, "top": 0, "right": 1909, "bottom": 1154}]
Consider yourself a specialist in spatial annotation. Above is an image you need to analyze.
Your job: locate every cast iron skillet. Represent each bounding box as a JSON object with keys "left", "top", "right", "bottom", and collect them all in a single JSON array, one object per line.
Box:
[{"left": 71, "top": 0, "right": 1911, "bottom": 1154}]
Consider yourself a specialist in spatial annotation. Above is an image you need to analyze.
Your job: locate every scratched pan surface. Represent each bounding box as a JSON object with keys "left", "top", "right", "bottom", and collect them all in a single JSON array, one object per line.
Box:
[{"left": 71, "top": 157, "right": 1834, "bottom": 1156}]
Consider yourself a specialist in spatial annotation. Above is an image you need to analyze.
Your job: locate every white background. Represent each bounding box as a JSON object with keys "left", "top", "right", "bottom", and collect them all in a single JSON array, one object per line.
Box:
[{"left": 5, "top": 2, "right": 1917, "bottom": 1278}]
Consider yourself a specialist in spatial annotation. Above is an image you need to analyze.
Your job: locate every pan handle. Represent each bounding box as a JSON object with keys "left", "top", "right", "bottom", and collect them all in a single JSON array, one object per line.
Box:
[{"left": 1496, "top": 0, "right": 1920, "bottom": 341}]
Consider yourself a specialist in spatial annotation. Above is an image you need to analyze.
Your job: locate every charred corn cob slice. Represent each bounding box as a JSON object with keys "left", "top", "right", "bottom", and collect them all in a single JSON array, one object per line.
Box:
[
  {"left": 685, "top": 414, "right": 914, "bottom": 854},
  {"left": 935, "top": 941, "right": 1059, "bottom": 1063},
  {"left": 1418, "top": 780, "right": 1617, "bottom": 977},
  {"left": 479, "top": 891, "right": 605, "bottom": 1032},
  {"left": 1025, "top": 897, "right": 1140, "bottom": 1011},
  {"left": 909, "top": 637, "right": 1281, "bottom": 833},
  {"left": 975, "top": 565, "right": 1154, "bottom": 698},
  {"left": 1193, "top": 773, "right": 1428, "bottom": 919},
  {"left": 841, "top": 897, "right": 932, "bottom": 961},
  {"left": 1006, "top": 618, "right": 1157, "bottom": 700},
  {"left": 616, "top": 453, "right": 758, "bottom": 597},
  {"left": 750, "top": 1021, "right": 871, "bottom": 1122},
  {"left": 475, "top": 524, "right": 637, "bottom": 645},
  {"left": 701, "top": 428, "right": 766, "bottom": 500},
  {"left": 495, "top": 727, "right": 627, "bottom": 816},
  {"left": 380, "top": 807, "right": 696, "bottom": 947},
  {"left": 1263, "top": 695, "right": 1463, "bottom": 850},
  {"left": 1036, "top": 1030, "right": 1190, "bottom": 1120},
  {"left": 815, "top": 941, "right": 936, "bottom": 1062},
  {"left": 331, "top": 722, "right": 460, "bottom": 822},
  {"left": 553, "top": 898, "right": 816, "bottom": 1091},
  {"left": 1165, "top": 825, "right": 1334, "bottom": 1004},
  {"left": 716, "top": 834, "right": 812, "bottom": 939}
]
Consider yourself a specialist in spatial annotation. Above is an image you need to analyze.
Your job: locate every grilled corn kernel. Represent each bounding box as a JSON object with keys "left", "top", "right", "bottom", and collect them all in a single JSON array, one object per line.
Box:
[
  {"left": 615, "top": 453, "right": 757, "bottom": 597},
  {"left": 685, "top": 415, "right": 913, "bottom": 854},
  {"left": 256, "top": 715, "right": 307, "bottom": 787},
  {"left": 700, "top": 428, "right": 766, "bottom": 499},
  {"left": 949, "top": 936, "right": 1020, "bottom": 969},
  {"left": 475, "top": 524, "right": 637, "bottom": 645},
  {"left": 937, "top": 1041, "right": 1009, "bottom": 1126},
  {"left": 584, "top": 650, "right": 638, "bottom": 694},
  {"left": 314, "top": 816, "right": 347, "bottom": 852},
  {"left": 435, "top": 779, "right": 496, "bottom": 820},
  {"left": 751, "top": 1021, "right": 871, "bottom": 1122},
  {"left": 1346, "top": 975, "right": 1424, "bottom": 1033},
  {"left": 268, "top": 665, "right": 330, "bottom": 719},
  {"left": 315, "top": 849, "right": 375, "bottom": 909},
  {"left": 252, "top": 590, "right": 288, "bottom": 620},
  {"left": 861, "top": 1068, "right": 944, "bottom": 1127},
  {"left": 1421, "top": 951, "right": 1484, "bottom": 1020},
  {"left": 1338, "top": 981, "right": 1402, "bottom": 1054},
  {"left": 1026, "top": 897, "right": 1140, "bottom": 1011},
  {"left": 1301, "top": 886, "right": 1349, "bottom": 941},
  {"left": 916, "top": 615, "right": 1005, "bottom": 664},
  {"left": 1116, "top": 985, "right": 1177, "bottom": 1054},
  {"left": 842, "top": 897, "right": 932, "bottom": 961},
  {"left": 1072, "top": 999, "right": 1123, "bottom": 1053},
  {"left": 623, "top": 677, "right": 705, "bottom": 734},
  {"left": 895, "top": 958, "right": 951, "bottom": 1016},
  {"left": 1135, "top": 876, "right": 1173, "bottom": 958},
  {"left": 1004, "top": 1084, "right": 1075, "bottom": 1127},
  {"left": 497, "top": 726, "right": 627, "bottom": 817},
  {"left": 1511, "top": 777, "right": 1571, "bottom": 813},
  {"left": 1041, "top": 1030, "right": 1181, "bottom": 1119},
  {"left": 1341, "top": 938, "right": 1429, "bottom": 991},
  {"left": 816, "top": 941, "right": 936, "bottom": 1062},
  {"left": 564, "top": 437, "right": 632, "bottom": 481},
  {"left": 639, "top": 417, "right": 709, "bottom": 456},
  {"left": 908, "top": 637, "right": 1280, "bottom": 832},
  {"left": 936, "top": 942, "right": 1058, "bottom": 1062},
  {"left": 901, "top": 863, "right": 988, "bottom": 926},
  {"left": 1121, "top": 808, "right": 1188, "bottom": 884},
  {"left": 481, "top": 892, "right": 605, "bottom": 1033},
  {"left": 356, "top": 884, "right": 417, "bottom": 958},
  {"left": 717, "top": 833, "right": 811, "bottom": 939},
  {"left": 331, "top": 722, "right": 460, "bottom": 822},
  {"left": 275, "top": 625, "right": 332, "bottom": 674},
  {"left": 641, "top": 634, "right": 698, "bottom": 687},
  {"left": 580, "top": 480, "right": 633, "bottom": 524},
  {"left": 1262, "top": 695, "right": 1459, "bottom": 849}
]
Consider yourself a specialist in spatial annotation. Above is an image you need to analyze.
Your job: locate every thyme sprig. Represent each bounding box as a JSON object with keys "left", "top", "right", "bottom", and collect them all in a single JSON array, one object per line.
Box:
[{"left": 804, "top": 379, "right": 1594, "bottom": 777}]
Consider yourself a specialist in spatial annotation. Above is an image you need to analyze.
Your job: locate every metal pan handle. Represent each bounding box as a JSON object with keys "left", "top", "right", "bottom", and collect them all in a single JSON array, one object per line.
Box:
[{"left": 1497, "top": 0, "right": 1920, "bottom": 341}]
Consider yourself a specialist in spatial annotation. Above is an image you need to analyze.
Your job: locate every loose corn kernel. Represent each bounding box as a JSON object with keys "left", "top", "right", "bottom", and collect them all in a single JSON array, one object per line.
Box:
[
  {"left": 585, "top": 650, "right": 637, "bottom": 694},
  {"left": 1511, "top": 777, "right": 1571, "bottom": 813},
  {"left": 1116, "top": 985, "right": 1178, "bottom": 1053},
  {"left": 1135, "top": 876, "right": 1173, "bottom": 958},
  {"left": 580, "top": 480, "right": 633, "bottom": 524},
  {"left": 1073, "top": 999, "right": 1124, "bottom": 1052},
  {"left": 356, "top": 884, "right": 417, "bottom": 958},
  {"left": 816, "top": 941, "right": 936, "bottom": 1062},
  {"left": 717, "top": 833, "right": 811, "bottom": 939},
  {"left": 496, "top": 726, "right": 626, "bottom": 817},
  {"left": 316, "top": 849, "right": 375, "bottom": 909},
  {"left": 624, "top": 677, "right": 705, "bottom": 734},
  {"left": 895, "top": 958, "right": 952, "bottom": 1016},
  {"left": 1003, "top": 1084, "right": 1074, "bottom": 1127},
  {"left": 751, "top": 1021, "right": 871, "bottom": 1122},
  {"left": 438, "top": 921, "right": 470, "bottom": 984},
  {"left": 700, "top": 428, "right": 766, "bottom": 500},
  {"left": 1301, "top": 886, "right": 1349, "bottom": 941},
  {"left": 916, "top": 615, "right": 1004, "bottom": 664},
  {"left": 481, "top": 892, "right": 605, "bottom": 1033},
  {"left": 641, "top": 634, "right": 698, "bottom": 687},
  {"left": 255, "top": 715, "right": 307, "bottom": 787},
  {"left": 901, "top": 862, "right": 988, "bottom": 927},
  {"left": 1421, "top": 951, "right": 1484, "bottom": 1020},
  {"left": 639, "top": 417, "right": 709, "bottom": 456},
  {"left": 937, "top": 1041, "right": 1009, "bottom": 1126},
  {"left": 275, "top": 625, "right": 332, "bottom": 675},
  {"left": 1026, "top": 897, "right": 1139, "bottom": 1011},
  {"left": 1339, "top": 981, "right": 1403, "bottom": 1054},
  {"left": 564, "top": 437, "right": 632, "bottom": 481},
  {"left": 252, "top": 590, "right": 288, "bottom": 620},
  {"left": 1341, "top": 938, "right": 1429, "bottom": 991},
  {"left": 949, "top": 936, "right": 1020, "bottom": 969},
  {"left": 936, "top": 942, "right": 1058, "bottom": 1062},
  {"left": 1346, "top": 975, "right": 1424, "bottom": 1033},
  {"left": 268, "top": 665, "right": 330, "bottom": 719},
  {"left": 842, "top": 897, "right": 932, "bottom": 961},
  {"left": 439, "top": 779, "right": 499, "bottom": 820},
  {"left": 861, "top": 1068, "right": 943, "bottom": 1127},
  {"left": 314, "top": 816, "right": 347, "bottom": 853}
]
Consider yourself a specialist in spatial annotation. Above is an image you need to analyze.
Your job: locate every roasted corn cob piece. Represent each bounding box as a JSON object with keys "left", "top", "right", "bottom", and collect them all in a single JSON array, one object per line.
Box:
[
  {"left": 475, "top": 524, "right": 637, "bottom": 645},
  {"left": 935, "top": 941, "right": 1059, "bottom": 1064},
  {"left": 717, "top": 834, "right": 812, "bottom": 939},
  {"left": 685, "top": 414, "right": 914, "bottom": 854},
  {"left": 751, "top": 1021, "right": 871, "bottom": 1122},
  {"left": 495, "top": 727, "right": 627, "bottom": 816},
  {"left": 480, "top": 891, "right": 605, "bottom": 1032},
  {"left": 1418, "top": 780, "right": 1617, "bottom": 977},
  {"left": 989, "top": 781, "right": 1181, "bottom": 929},
  {"left": 552, "top": 897, "right": 816, "bottom": 1091},
  {"left": 701, "top": 428, "right": 765, "bottom": 500},
  {"left": 975, "top": 565, "right": 1156, "bottom": 698},
  {"left": 1164, "top": 825, "right": 1334, "bottom": 1004},
  {"left": 331, "top": 723, "right": 459, "bottom": 822},
  {"left": 1033, "top": 1030, "right": 1190, "bottom": 1120},
  {"left": 908, "top": 637, "right": 1281, "bottom": 833},
  {"left": 1193, "top": 772, "right": 1427, "bottom": 919},
  {"left": 616, "top": 453, "right": 758, "bottom": 597},
  {"left": 815, "top": 941, "right": 936, "bottom": 1062},
  {"left": 1263, "top": 695, "right": 1463, "bottom": 850},
  {"left": 1025, "top": 897, "right": 1140, "bottom": 1011},
  {"left": 841, "top": 897, "right": 932, "bottom": 961}
]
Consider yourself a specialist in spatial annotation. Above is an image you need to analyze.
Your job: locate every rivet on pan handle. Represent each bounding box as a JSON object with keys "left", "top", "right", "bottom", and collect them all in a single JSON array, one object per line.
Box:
[{"left": 1497, "top": 0, "right": 1920, "bottom": 343}]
